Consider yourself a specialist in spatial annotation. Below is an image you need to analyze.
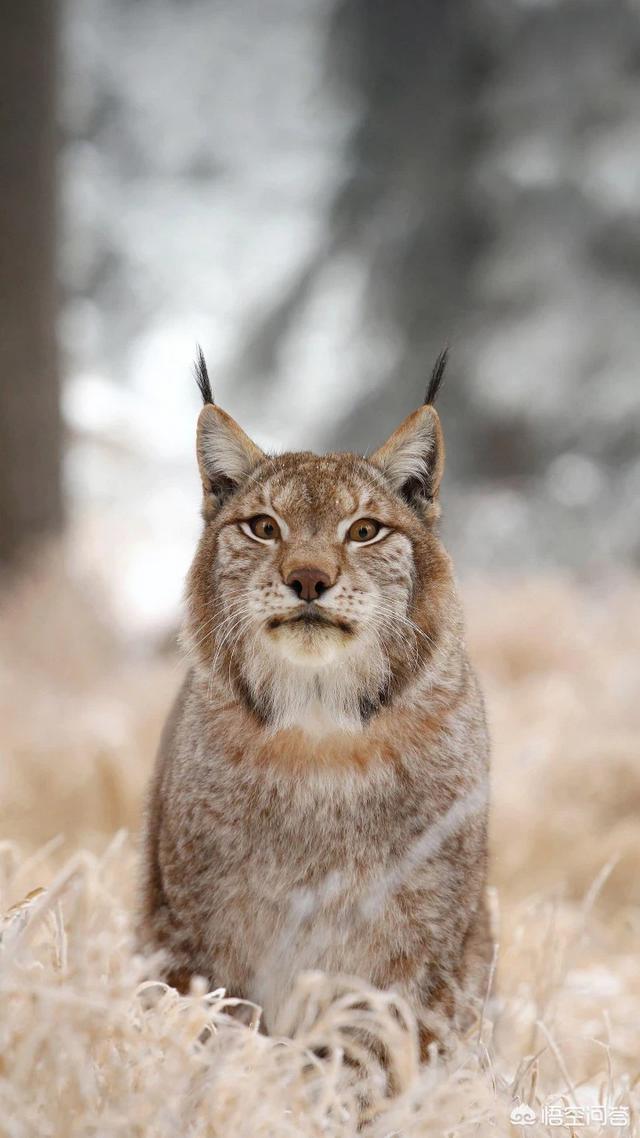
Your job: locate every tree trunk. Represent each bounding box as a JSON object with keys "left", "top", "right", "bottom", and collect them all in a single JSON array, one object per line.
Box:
[
  {"left": 326, "top": 0, "right": 493, "bottom": 470},
  {"left": 0, "top": 1, "right": 62, "bottom": 564}
]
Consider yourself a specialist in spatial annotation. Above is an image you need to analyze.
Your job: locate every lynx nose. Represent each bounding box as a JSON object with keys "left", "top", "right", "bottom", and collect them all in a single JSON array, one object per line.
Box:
[{"left": 285, "top": 566, "right": 334, "bottom": 603}]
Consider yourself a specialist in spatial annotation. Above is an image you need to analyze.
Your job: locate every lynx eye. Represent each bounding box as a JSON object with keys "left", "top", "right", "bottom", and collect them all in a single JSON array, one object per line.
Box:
[
  {"left": 248, "top": 515, "right": 280, "bottom": 541},
  {"left": 347, "top": 518, "right": 382, "bottom": 543}
]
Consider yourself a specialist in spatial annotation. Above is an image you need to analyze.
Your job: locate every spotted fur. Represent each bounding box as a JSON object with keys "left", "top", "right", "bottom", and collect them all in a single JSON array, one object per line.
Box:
[{"left": 139, "top": 368, "right": 491, "bottom": 1054}]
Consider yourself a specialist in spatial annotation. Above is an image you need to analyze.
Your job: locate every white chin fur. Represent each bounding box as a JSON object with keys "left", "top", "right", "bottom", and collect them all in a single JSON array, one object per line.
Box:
[
  {"left": 269, "top": 624, "right": 347, "bottom": 667},
  {"left": 241, "top": 627, "right": 389, "bottom": 737}
]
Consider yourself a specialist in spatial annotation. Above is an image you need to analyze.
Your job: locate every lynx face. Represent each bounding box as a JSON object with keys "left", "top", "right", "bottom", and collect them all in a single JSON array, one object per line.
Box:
[{"left": 185, "top": 371, "right": 452, "bottom": 734}]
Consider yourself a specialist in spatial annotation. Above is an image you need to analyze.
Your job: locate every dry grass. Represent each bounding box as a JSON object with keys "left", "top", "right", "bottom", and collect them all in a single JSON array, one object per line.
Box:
[{"left": 1, "top": 557, "right": 639, "bottom": 1135}]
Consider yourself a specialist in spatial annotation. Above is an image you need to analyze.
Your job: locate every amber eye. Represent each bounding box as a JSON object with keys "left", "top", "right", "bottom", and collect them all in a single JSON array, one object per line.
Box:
[
  {"left": 249, "top": 515, "right": 280, "bottom": 541},
  {"left": 347, "top": 518, "right": 381, "bottom": 543}
]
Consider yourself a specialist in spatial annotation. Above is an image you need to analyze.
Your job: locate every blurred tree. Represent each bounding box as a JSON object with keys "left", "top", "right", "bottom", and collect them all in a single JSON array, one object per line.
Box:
[
  {"left": 226, "top": 0, "right": 493, "bottom": 479},
  {"left": 0, "top": 2, "right": 62, "bottom": 564},
  {"left": 326, "top": 0, "right": 493, "bottom": 471}
]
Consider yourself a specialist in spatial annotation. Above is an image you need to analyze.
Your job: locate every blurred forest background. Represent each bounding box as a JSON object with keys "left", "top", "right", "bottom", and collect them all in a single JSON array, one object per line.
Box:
[
  {"left": 2, "top": 0, "right": 639, "bottom": 639},
  {"left": 3, "top": 10, "right": 640, "bottom": 1130}
]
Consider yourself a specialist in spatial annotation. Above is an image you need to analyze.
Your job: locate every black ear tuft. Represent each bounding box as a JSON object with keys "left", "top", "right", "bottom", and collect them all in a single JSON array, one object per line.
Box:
[
  {"left": 194, "top": 345, "right": 214, "bottom": 405},
  {"left": 424, "top": 347, "right": 448, "bottom": 406}
]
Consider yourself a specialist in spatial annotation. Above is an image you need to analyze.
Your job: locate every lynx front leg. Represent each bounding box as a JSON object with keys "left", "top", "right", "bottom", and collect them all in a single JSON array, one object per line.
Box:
[{"left": 388, "top": 915, "right": 494, "bottom": 1058}]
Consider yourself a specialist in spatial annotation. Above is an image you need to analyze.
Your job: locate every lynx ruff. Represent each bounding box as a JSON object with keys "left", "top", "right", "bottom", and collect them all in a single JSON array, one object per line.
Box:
[{"left": 140, "top": 352, "right": 491, "bottom": 1056}]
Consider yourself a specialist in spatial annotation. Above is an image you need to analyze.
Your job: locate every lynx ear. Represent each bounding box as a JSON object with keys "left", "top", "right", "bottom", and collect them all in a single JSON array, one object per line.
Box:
[
  {"left": 196, "top": 404, "right": 265, "bottom": 504},
  {"left": 370, "top": 404, "right": 445, "bottom": 505},
  {"left": 371, "top": 349, "right": 448, "bottom": 507}
]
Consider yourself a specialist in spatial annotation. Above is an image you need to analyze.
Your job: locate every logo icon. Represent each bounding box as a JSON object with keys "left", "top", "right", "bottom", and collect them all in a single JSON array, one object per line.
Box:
[{"left": 510, "top": 1104, "right": 537, "bottom": 1125}]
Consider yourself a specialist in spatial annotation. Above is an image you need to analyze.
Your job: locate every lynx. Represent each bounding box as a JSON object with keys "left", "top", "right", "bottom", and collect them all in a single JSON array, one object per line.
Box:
[{"left": 139, "top": 351, "right": 491, "bottom": 1055}]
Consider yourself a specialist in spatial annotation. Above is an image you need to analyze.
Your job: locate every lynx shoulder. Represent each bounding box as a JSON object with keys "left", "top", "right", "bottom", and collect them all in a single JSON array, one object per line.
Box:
[{"left": 139, "top": 352, "right": 491, "bottom": 1054}]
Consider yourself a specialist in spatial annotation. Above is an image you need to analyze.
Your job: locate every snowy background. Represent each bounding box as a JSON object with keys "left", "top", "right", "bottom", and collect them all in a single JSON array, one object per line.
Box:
[
  {"left": 4, "top": 6, "right": 640, "bottom": 1126},
  {"left": 58, "top": 0, "right": 640, "bottom": 635}
]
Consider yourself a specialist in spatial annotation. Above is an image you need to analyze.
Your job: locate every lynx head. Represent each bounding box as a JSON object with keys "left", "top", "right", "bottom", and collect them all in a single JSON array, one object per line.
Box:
[{"left": 185, "top": 351, "right": 456, "bottom": 734}]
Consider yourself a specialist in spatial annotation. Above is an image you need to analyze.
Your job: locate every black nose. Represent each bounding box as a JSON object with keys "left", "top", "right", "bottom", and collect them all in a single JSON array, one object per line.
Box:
[{"left": 285, "top": 566, "right": 333, "bottom": 603}]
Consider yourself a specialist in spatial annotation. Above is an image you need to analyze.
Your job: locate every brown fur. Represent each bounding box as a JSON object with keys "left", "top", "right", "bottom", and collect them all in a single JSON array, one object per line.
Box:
[{"left": 139, "top": 386, "right": 492, "bottom": 1052}]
